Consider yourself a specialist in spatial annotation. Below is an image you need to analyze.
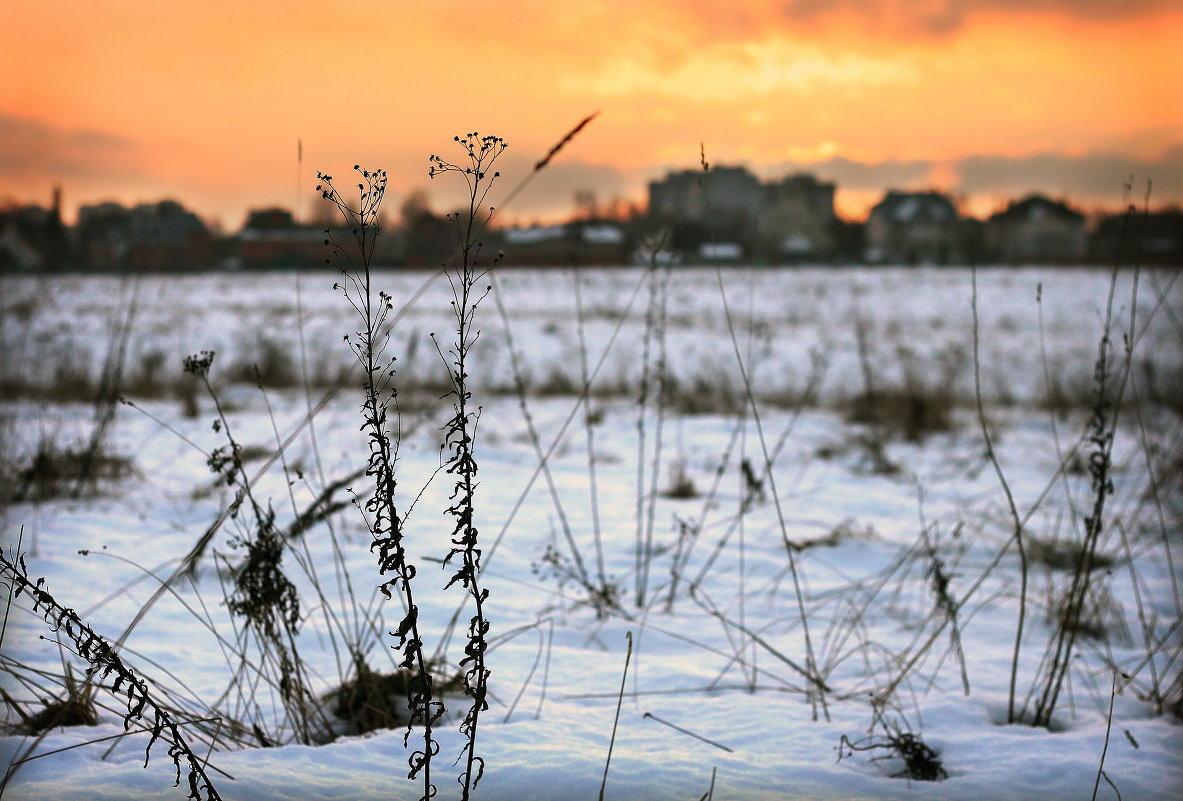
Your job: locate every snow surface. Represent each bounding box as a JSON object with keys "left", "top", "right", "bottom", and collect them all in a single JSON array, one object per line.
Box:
[{"left": 2, "top": 265, "right": 1181, "bottom": 801}]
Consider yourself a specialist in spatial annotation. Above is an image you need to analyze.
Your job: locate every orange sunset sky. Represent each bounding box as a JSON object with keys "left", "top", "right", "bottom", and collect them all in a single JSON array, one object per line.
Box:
[{"left": 2, "top": 0, "right": 1181, "bottom": 229}]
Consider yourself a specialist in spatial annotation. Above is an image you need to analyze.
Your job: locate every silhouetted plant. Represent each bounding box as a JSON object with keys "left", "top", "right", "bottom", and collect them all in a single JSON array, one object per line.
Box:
[
  {"left": 921, "top": 521, "right": 970, "bottom": 695},
  {"left": 183, "top": 350, "right": 321, "bottom": 745},
  {"left": 0, "top": 546, "right": 223, "bottom": 800},
  {"left": 429, "top": 132, "right": 506, "bottom": 799},
  {"left": 319, "top": 163, "right": 442, "bottom": 799},
  {"left": 532, "top": 541, "right": 623, "bottom": 620},
  {"left": 972, "top": 268, "right": 1030, "bottom": 724}
]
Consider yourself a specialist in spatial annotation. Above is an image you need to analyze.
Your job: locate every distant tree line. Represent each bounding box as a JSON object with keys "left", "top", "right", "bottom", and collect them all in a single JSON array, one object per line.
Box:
[{"left": 2, "top": 178, "right": 1180, "bottom": 273}]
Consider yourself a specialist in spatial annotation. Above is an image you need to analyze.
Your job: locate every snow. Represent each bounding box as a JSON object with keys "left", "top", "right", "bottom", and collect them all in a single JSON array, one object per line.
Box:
[{"left": 2, "top": 265, "right": 1181, "bottom": 800}]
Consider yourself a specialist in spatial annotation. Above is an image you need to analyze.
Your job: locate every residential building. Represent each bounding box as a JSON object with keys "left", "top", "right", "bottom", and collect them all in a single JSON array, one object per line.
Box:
[
  {"left": 77, "top": 199, "right": 210, "bottom": 271},
  {"left": 0, "top": 188, "right": 69, "bottom": 271},
  {"left": 648, "top": 166, "right": 837, "bottom": 261},
  {"left": 0, "top": 217, "right": 45, "bottom": 271},
  {"left": 1091, "top": 208, "right": 1183, "bottom": 265},
  {"left": 755, "top": 173, "right": 837, "bottom": 260},
  {"left": 985, "top": 194, "right": 1087, "bottom": 263},
  {"left": 499, "top": 221, "right": 628, "bottom": 266},
  {"left": 865, "top": 190, "right": 961, "bottom": 264},
  {"left": 238, "top": 207, "right": 325, "bottom": 269},
  {"left": 648, "top": 166, "right": 763, "bottom": 244}
]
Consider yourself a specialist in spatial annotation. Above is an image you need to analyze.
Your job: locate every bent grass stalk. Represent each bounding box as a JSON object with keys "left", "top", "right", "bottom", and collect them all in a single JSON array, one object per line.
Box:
[
  {"left": 971, "top": 268, "right": 1029, "bottom": 724},
  {"left": 693, "top": 144, "right": 827, "bottom": 718},
  {"left": 711, "top": 265, "right": 828, "bottom": 720},
  {"left": 634, "top": 254, "right": 673, "bottom": 608},
  {"left": 573, "top": 272, "right": 609, "bottom": 594},
  {"left": 599, "top": 631, "right": 632, "bottom": 801},
  {"left": 477, "top": 266, "right": 648, "bottom": 597},
  {"left": 489, "top": 277, "right": 596, "bottom": 601},
  {"left": 0, "top": 546, "right": 223, "bottom": 801}
]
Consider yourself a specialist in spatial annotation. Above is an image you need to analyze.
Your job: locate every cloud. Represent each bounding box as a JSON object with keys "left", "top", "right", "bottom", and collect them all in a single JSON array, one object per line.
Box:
[
  {"left": 0, "top": 113, "right": 143, "bottom": 183},
  {"left": 777, "top": 0, "right": 1179, "bottom": 36},
  {"left": 956, "top": 146, "right": 1183, "bottom": 203},
  {"left": 766, "top": 155, "right": 935, "bottom": 190},
  {"left": 751, "top": 147, "right": 1183, "bottom": 209},
  {"left": 561, "top": 40, "right": 920, "bottom": 101}
]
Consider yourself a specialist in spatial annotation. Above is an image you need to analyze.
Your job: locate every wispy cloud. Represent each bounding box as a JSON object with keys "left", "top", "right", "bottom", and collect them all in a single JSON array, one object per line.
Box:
[
  {"left": 561, "top": 40, "right": 919, "bottom": 100},
  {"left": 767, "top": 155, "right": 934, "bottom": 190},
  {"left": 955, "top": 146, "right": 1183, "bottom": 201},
  {"left": 762, "top": 146, "right": 1181, "bottom": 200},
  {"left": 0, "top": 114, "right": 143, "bottom": 183},
  {"left": 777, "top": 0, "right": 1179, "bottom": 36}
]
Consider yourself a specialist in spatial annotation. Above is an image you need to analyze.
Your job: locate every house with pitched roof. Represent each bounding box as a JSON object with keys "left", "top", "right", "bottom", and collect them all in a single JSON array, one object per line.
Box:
[
  {"left": 864, "top": 190, "right": 961, "bottom": 264},
  {"left": 985, "top": 194, "right": 1087, "bottom": 264},
  {"left": 1090, "top": 207, "right": 1183, "bottom": 265}
]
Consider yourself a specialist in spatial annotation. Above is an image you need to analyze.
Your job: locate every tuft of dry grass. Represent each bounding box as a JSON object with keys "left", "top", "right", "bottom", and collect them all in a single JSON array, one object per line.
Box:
[
  {"left": 661, "top": 460, "right": 699, "bottom": 499},
  {"left": 325, "top": 653, "right": 464, "bottom": 737},
  {"left": 838, "top": 713, "right": 948, "bottom": 782},
  {"left": 1, "top": 665, "right": 98, "bottom": 735},
  {"left": 7, "top": 435, "right": 134, "bottom": 503},
  {"left": 1027, "top": 536, "right": 1116, "bottom": 573},
  {"left": 845, "top": 384, "right": 955, "bottom": 444}
]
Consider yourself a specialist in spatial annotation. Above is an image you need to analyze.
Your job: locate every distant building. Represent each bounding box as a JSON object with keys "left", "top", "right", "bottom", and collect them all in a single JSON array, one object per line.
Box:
[
  {"left": 648, "top": 166, "right": 837, "bottom": 261},
  {"left": 499, "top": 221, "right": 628, "bottom": 265},
  {"left": 0, "top": 188, "right": 69, "bottom": 272},
  {"left": 755, "top": 173, "right": 837, "bottom": 261},
  {"left": 985, "top": 194, "right": 1087, "bottom": 264},
  {"left": 126, "top": 200, "right": 211, "bottom": 271},
  {"left": 865, "top": 190, "right": 961, "bottom": 265},
  {"left": 648, "top": 166, "right": 763, "bottom": 245},
  {"left": 238, "top": 207, "right": 325, "bottom": 269},
  {"left": 0, "top": 218, "right": 45, "bottom": 271},
  {"left": 1091, "top": 208, "right": 1183, "bottom": 265},
  {"left": 76, "top": 202, "right": 129, "bottom": 270},
  {"left": 401, "top": 207, "right": 452, "bottom": 268},
  {"left": 77, "top": 199, "right": 210, "bottom": 271}
]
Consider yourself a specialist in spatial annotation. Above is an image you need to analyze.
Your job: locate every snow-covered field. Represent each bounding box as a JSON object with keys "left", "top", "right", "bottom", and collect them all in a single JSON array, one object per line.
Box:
[{"left": 2, "top": 265, "right": 1181, "bottom": 800}]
